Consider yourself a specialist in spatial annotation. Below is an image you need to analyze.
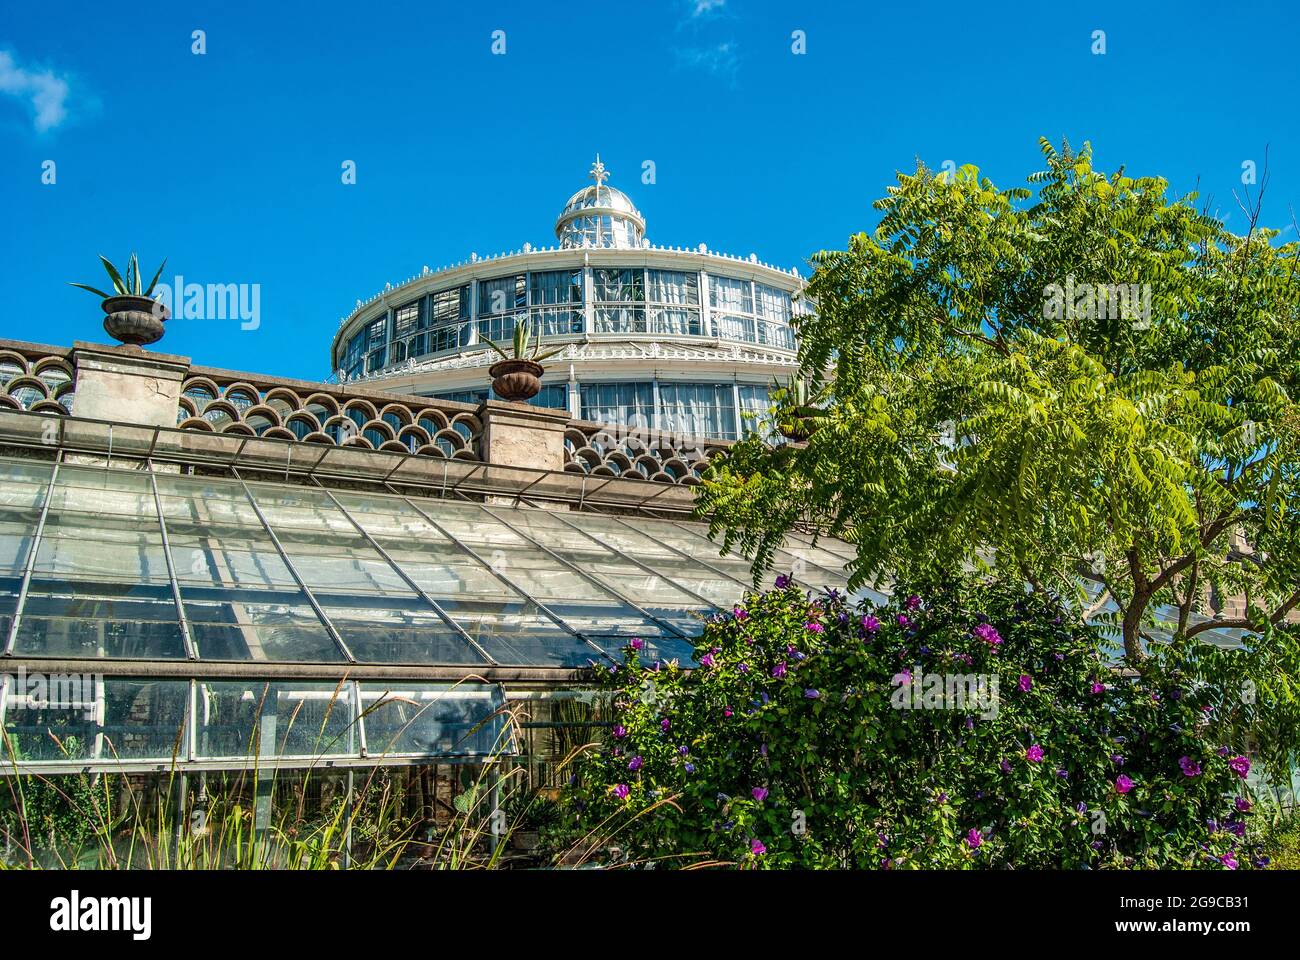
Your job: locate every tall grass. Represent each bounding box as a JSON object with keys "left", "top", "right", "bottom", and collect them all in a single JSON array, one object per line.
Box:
[{"left": 0, "top": 683, "right": 651, "bottom": 870}]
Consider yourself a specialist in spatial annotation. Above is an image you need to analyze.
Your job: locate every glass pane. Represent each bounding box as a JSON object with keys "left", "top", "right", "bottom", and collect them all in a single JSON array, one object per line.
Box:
[
  {"left": 197, "top": 680, "right": 356, "bottom": 759},
  {"left": 331, "top": 495, "right": 612, "bottom": 665},
  {"left": 184, "top": 598, "right": 345, "bottom": 663},
  {"left": 102, "top": 679, "right": 190, "bottom": 761},
  {"left": 13, "top": 582, "right": 187, "bottom": 659},
  {"left": 359, "top": 682, "right": 510, "bottom": 758},
  {"left": 563, "top": 514, "right": 744, "bottom": 606},
  {"left": 491, "top": 509, "right": 707, "bottom": 636},
  {"left": 0, "top": 460, "right": 52, "bottom": 510},
  {"left": 320, "top": 600, "right": 486, "bottom": 665},
  {"left": 2, "top": 672, "right": 99, "bottom": 762}
]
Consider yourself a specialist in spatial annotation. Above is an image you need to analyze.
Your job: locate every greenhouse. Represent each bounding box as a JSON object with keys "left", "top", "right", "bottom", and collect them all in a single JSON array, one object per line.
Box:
[{"left": 0, "top": 451, "right": 854, "bottom": 776}]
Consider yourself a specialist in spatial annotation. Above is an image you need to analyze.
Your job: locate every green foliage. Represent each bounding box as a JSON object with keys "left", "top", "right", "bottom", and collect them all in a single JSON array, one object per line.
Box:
[
  {"left": 697, "top": 139, "right": 1300, "bottom": 663},
  {"left": 555, "top": 580, "right": 1272, "bottom": 869},
  {"left": 69, "top": 253, "right": 167, "bottom": 300},
  {"left": 1254, "top": 797, "right": 1300, "bottom": 869},
  {"left": 484, "top": 319, "right": 564, "bottom": 364}
]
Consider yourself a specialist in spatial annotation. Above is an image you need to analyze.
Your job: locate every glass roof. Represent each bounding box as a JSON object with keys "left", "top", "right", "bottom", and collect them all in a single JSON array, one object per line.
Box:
[{"left": 0, "top": 457, "right": 854, "bottom": 670}]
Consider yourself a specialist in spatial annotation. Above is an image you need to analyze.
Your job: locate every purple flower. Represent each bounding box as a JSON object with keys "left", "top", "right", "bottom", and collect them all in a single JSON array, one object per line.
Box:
[
  {"left": 613, "top": 783, "right": 630, "bottom": 799},
  {"left": 896, "top": 614, "right": 910, "bottom": 627},
  {"left": 660, "top": 718, "right": 671, "bottom": 732},
  {"left": 1220, "top": 851, "right": 1238, "bottom": 870},
  {"left": 1178, "top": 756, "right": 1202, "bottom": 778},
  {"left": 1227, "top": 821, "right": 1246, "bottom": 837},
  {"left": 1115, "top": 774, "right": 1134, "bottom": 794},
  {"left": 861, "top": 615, "right": 880, "bottom": 634},
  {"left": 804, "top": 688, "right": 820, "bottom": 699},
  {"left": 1236, "top": 797, "right": 1252, "bottom": 812},
  {"left": 738, "top": 662, "right": 749, "bottom": 673},
  {"left": 1229, "top": 756, "right": 1250, "bottom": 779},
  {"left": 678, "top": 744, "right": 689, "bottom": 756},
  {"left": 699, "top": 653, "right": 715, "bottom": 668},
  {"left": 772, "top": 662, "right": 787, "bottom": 679},
  {"left": 751, "top": 838, "right": 766, "bottom": 856},
  {"left": 973, "top": 623, "right": 1002, "bottom": 647},
  {"left": 1110, "top": 753, "right": 1125, "bottom": 766},
  {"left": 1000, "top": 760, "right": 1012, "bottom": 774},
  {"left": 1026, "top": 744, "right": 1044, "bottom": 763},
  {"left": 1090, "top": 682, "right": 1106, "bottom": 695},
  {"left": 612, "top": 725, "right": 627, "bottom": 739},
  {"left": 805, "top": 621, "right": 824, "bottom": 633},
  {"left": 752, "top": 786, "right": 768, "bottom": 802},
  {"left": 733, "top": 606, "right": 748, "bottom": 620},
  {"left": 629, "top": 637, "right": 644, "bottom": 651},
  {"left": 965, "top": 828, "right": 983, "bottom": 849},
  {"left": 1017, "top": 674, "right": 1032, "bottom": 693},
  {"left": 628, "top": 756, "right": 643, "bottom": 772},
  {"left": 1056, "top": 768, "right": 1069, "bottom": 779},
  {"left": 1216, "top": 745, "right": 1230, "bottom": 756},
  {"left": 760, "top": 742, "right": 768, "bottom": 757},
  {"left": 906, "top": 595, "right": 921, "bottom": 610},
  {"left": 723, "top": 705, "right": 733, "bottom": 718},
  {"left": 775, "top": 575, "right": 791, "bottom": 589},
  {"left": 684, "top": 762, "right": 696, "bottom": 774}
]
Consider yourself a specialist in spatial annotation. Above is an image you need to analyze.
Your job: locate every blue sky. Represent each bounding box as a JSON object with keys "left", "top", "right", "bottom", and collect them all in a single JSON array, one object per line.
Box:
[{"left": 1, "top": 0, "right": 1297, "bottom": 380}]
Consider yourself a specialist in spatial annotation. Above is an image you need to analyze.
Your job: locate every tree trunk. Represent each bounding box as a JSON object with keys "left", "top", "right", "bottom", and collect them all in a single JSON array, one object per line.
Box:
[{"left": 1121, "top": 599, "right": 1147, "bottom": 663}]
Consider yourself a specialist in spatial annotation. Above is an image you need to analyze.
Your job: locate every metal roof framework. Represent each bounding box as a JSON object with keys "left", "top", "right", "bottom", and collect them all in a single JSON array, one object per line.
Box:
[{"left": 0, "top": 409, "right": 856, "bottom": 775}]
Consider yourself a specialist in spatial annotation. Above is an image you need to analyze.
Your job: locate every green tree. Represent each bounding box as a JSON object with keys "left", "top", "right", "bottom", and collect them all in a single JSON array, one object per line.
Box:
[{"left": 699, "top": 139, "right": 1300, "bottom": 665}]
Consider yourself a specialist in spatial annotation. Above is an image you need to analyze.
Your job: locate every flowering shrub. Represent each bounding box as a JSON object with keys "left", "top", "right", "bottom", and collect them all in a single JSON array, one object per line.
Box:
[{"left": 556, "top": 580, "right": 1269, "bottom": 869}]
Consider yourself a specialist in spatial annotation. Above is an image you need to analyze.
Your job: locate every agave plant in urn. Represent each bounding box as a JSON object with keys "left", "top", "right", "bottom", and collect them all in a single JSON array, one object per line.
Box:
[
  {"left": 69, "top": 253, "right": 169, "bottom": 348},
  {"left": 484, "top": 320, "right": 565, "bottom": 402},
  {"left": 773, "top": 375, "right": 828, "bottom": 442}
]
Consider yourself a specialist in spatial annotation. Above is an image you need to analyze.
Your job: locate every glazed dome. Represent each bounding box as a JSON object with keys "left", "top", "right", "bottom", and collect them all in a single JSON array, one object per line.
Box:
[{"left": 555, "top": 156, "right": 647, "bottom": 249}]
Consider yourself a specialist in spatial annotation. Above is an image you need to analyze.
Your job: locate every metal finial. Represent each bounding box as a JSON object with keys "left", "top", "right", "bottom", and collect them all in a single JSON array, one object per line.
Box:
[{"left": 589, "top": 154, "right": 609, "bottom": 186}]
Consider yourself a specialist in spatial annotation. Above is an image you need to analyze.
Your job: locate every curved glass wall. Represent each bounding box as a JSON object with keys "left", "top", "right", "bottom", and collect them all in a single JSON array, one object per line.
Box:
[
  {"left": 336, "top": 266, "right": 799, "bottom": 381},
  {"left": 577, "top": 381, "right": 774, "bottom": 440}
]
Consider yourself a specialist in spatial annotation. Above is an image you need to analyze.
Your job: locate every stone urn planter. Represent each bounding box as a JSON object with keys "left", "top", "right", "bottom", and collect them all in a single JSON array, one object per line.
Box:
[
  {"left": 102, "top": 295, "right": 168, "bottom": 347},
  {"left": 489, "top": 358, "right": 545, "bottom": 402}
]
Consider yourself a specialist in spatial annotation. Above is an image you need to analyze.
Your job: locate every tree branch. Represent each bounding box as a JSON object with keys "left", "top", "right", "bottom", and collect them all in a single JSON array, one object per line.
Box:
[{"left": 1183, "top": 588, "right": 1300, "bottom": 639}]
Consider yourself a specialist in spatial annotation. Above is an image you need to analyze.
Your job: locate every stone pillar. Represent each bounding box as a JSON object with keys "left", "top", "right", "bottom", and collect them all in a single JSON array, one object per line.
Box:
[
  {"left": 70, "top": 342, "right": 190, "bottom": 428},
  {"left": 476, "top": 399, "right": 570, "bottom": 472}
]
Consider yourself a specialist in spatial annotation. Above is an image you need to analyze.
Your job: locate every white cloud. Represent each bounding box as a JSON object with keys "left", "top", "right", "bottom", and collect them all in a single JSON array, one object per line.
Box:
[
  {"left": 677, "top": 42, "right": 739, "bottom": 82},
  {"left": 691, "top": 0, "right": 727, "bottom": 15},
  {"left": 0, "top": 50, "right": 71, "bottom": 132}
]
